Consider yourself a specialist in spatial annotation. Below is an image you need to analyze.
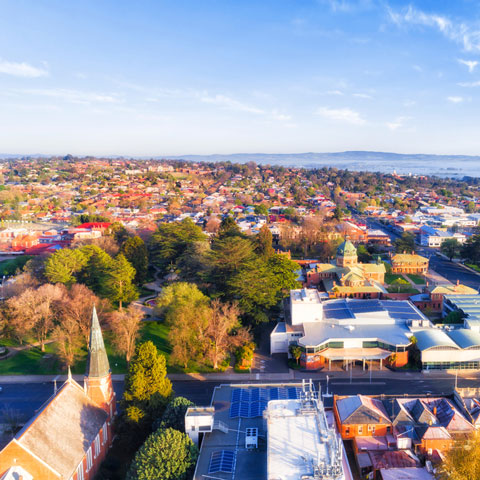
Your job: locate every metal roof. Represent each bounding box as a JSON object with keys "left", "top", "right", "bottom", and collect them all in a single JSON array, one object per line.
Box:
[
  {"left": 414, "top": 329, "right": 459, "bottom": 351},
  {"left": 85, "top": 305, "right": 110, "bottom": 378},
  {"left": 447, "top": 329, "right": 480, "bottom": 349}
]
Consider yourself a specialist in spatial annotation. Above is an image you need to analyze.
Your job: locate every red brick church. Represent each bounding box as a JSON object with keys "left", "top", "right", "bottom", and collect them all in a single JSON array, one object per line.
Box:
[{"left": 0, "top": 306, "right": 116, "bottom": 480}]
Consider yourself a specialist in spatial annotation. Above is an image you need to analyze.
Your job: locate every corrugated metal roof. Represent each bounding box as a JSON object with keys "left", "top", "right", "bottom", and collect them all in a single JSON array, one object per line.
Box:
[
  {"left": 447, "top": 329, "right": 480, "bottom": 349},
  {"left": 414, "top": 329, "right": 459, "bottom": 351}
]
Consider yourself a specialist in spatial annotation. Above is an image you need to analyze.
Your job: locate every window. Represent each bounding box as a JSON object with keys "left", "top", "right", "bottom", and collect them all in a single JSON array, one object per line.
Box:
[
  {"left": 76, "top": 463, "right": 84, "bottom": 480},
  {"left": 372, "top": 425, "right": 376, "bottom": 434},
  {"left": 367, "top": 425, "right": 372, "bottom": 432},
  {"left": 358, "top": 426, "right": 363, "bottom": 434},
  {"left": 102, "top": 422, "right": 108, "bottom": 444},
  {"left": 386, "top": 426, "right": 391, "bottom": 434},
  {"left": 345, "top": 427, "right": 350, "bottom": 435},
  {"left": 94, "top": 434, "right": 101, "bottom": 458},
  {"left": 86, "top": 448, "right": 93, "bottom": 471}
]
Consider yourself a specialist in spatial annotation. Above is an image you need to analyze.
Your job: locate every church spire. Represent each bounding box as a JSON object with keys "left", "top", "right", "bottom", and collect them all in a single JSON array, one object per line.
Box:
[{"left": 86, "top": 305, "right": 110, "bottom": 378}]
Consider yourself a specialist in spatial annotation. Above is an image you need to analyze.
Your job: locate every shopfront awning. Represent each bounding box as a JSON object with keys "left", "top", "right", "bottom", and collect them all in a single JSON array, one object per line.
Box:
[{"left": 319, "top": 347, "right": 392, "bottom": 361}]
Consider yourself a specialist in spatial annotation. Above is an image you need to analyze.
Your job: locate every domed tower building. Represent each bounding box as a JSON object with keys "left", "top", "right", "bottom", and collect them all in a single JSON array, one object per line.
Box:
[{"left": 336, "top": 238, "right": 358, "bottom": 268}]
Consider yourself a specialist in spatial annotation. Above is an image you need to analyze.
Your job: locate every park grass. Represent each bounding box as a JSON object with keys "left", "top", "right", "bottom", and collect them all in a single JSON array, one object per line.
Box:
[
  {"left": 0, "top": 321, "right": 217, "bottom": 375},
  {"left": 385, "top": 273, "right": 403, "bottom": 284},
  {"left": 386, "top": 286, "right": 420, "bottom": 294},
  {"left": 0, "top": 256, "right": 32, "bottom": 276},
  {"left": 466, "top": 263, "right": 480, "bottom": 273},
  {"left": 407, "top": 274, "right": 426, "bottom": 285}
]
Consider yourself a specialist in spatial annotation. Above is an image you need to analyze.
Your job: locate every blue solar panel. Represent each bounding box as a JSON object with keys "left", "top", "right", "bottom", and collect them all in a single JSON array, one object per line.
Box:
[
  {"left": 239, "top": 402, "right": 250, "bottom": 417},
  {"left": 278, "top": 388, "right": 288, "bottom": 399},
  {"left": 269, "top": 387, "right": 279, "bottom": 400},
  {"left": 240, "top": 389, "right": 250, "bottom": 402},
  {"left": 287, "top": 387, "right": 298, "bottom": 399},
  {"left": 231, "top": 388, "right": 241, "bottom": 403},
  {"left": 260, "top": 388, "right": 269, "bottom": 401},
  {"left": 229, "top": 402, "right": 240, "bottom": 418},
  {"left": 250, "top": 387, "right": 260, "bottom": 402},
  {"left": 209, "top": 450, "right": 235, "bottom": 474}
]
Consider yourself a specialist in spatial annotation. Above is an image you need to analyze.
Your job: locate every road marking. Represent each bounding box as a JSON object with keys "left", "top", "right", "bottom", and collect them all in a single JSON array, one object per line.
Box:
[{"left": 332, "top": 381, "right": 386, "bottom": 385}]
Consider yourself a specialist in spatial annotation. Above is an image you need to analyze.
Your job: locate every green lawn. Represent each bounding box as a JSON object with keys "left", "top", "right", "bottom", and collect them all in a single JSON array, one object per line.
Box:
[
  {"left": 385, "top": 273, "right": 404, "bottom": 284},
  {"left": 0, "top": 322, "right": 173, "bottom": 376},
  {"left": 0, "top": 321, "right": 219, "bottom": 375},
  {"left": 386, "top": 286, "right": 420, "bottom": 294},
  {"left": 407, "top": 274, "right": 426, "bottom": 285},
  {"left": 0, "top": 256, "right": 32, "bottom": 276}
]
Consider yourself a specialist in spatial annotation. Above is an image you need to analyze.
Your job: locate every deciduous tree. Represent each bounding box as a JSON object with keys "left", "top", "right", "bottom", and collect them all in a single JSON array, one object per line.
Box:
[{"left": 110, "top": 304, "right": 144, "bottom": 362}]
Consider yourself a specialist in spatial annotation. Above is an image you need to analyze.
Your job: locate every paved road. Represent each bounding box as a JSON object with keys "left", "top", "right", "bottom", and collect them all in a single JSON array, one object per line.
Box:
[
  {"left": 428, "top": 254, "right": 480, "bottom": 290},
  {"left": 2, "top": 376, "right": 480, "bottom": 423}
]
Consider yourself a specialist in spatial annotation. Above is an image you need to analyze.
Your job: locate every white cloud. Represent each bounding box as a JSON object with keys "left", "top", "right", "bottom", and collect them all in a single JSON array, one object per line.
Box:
[
  {"left": 388, "top": 5, "right": 480, "bottom": 53},
  {"left": 353, "top": 93, "right": 372, "bottom": 99},
  {"left": 322, "top": 0, "right": 373, "bottom": 13},
  {"left": 326, "top": 89, "right": 344, "bottom": 96},
  {"left": 386, "top": 116, "right": 410, "bottom": 130},
  {"left": 458, "top": 80, "right": 480, "bottom": 87},
  {"left": 200, "top": 94, "right": 265, "bottom": 115},
  {"left": 0, "top": 59, "right": 48, "bottom": 77},
  {"left": 16, "top": 88, "right": 120, "bottom": 104},
  {"left": 458, "top": 59, "right": 479, "bottom": 73},
  {"left": 412, "top": 64, "right": 423, "bottom": 72},
  {"left": 447, "top": 96, "right": 464, "bottom": 103},
  {"left": 315, "top": 106, "right": 366, "bottom": 125}
]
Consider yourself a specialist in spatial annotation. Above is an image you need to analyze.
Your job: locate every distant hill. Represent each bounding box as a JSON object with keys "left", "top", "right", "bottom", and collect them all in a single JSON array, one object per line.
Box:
[{"left": 163, "top": 151, "right": 480, "bottom": 166}]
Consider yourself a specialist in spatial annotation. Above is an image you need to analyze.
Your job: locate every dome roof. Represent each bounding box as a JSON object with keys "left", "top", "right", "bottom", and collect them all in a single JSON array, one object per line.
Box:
[{"left": 337, "top": 239, "right": 357, "bottom": 257}]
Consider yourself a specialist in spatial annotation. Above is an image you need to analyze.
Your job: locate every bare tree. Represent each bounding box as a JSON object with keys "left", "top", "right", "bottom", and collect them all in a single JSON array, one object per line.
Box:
[
  {"left": 7, "top": 283, "right": 65, "bottom": 351},
  {"left": 109, "top": 304, "right": 144, "bottom": 362},
  {"left": 59, "top": 283, "right": 109, "bottom": 344},
  {"left": 204, "top": 300, "right": 252, "bottom": 369},
  {"left": 71, "top": 235, "right": 120, "bottom": 256},
  {"left": 1, "top": 272, "right": 39, "bottom": 299}
]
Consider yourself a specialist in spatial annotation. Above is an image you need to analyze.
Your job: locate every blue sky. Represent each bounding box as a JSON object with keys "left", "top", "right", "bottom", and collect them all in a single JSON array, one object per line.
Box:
[{"left": 1, "top": 0, "right": 480, "bottom": 156}]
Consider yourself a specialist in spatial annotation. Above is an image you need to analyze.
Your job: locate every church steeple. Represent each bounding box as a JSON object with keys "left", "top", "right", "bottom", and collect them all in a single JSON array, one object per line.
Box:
[
  {"left": 86, "top": 305, "right": 110, "bottom": 378},
  {"left": 84, "top": 306, "right": 115, "bottom": 417}
]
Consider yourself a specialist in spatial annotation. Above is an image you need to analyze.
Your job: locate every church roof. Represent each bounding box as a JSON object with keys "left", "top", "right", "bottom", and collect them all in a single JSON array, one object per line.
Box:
[
  {"left": 85, "top": 306, "right": 110, "bottom": 378},
  {"left": 15, "top": 380, "right": 108, "bottom": 479},
  {"left": 337, "top": 239, "right": 357, "bottom": 257}
]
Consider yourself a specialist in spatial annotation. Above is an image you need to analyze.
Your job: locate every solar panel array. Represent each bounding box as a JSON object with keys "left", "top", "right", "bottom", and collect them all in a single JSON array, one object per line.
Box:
[
  {"left": 208, "top": 450, "right": 235, "bottom": 474},
  {"left": 381, "top": 300, "right": 423, "bottom": 320},
  {"left": 323, "top": 300, "right": 354, "bottom": 320},
  {"left": 229, "top": 387, "right": 303, "bottom": 418}
]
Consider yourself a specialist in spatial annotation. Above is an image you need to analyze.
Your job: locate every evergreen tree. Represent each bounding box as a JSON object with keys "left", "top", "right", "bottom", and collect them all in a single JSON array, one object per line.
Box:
[
  {"left": 104, "top": 254, "right": 138, "bottom": 310},
  {"left": 79, "top": 245, "right": 114, "bottom": 296},
  {"left": 150, "top": 218, "right": 206, "bottom": 273},
  {"left": 255, "top": 224, "right": 274, "bottom": 258},
  {"left": 218, "top": 216, "right": 243, "bottom": 238},
  {"left": 122, "top": 341, "right": 173, "bottom": 425},
  {"left": 153, "top": 396, "right": 194, "bottom": 432},
  {"left": 127, "top": 428, "right": 198, "bottom": 480},
  {"left": 45, "top": 248, "right": 87, "bottom": 285},
  {"left": 121, "top": 235, "right": 149, "bottom": 284}
]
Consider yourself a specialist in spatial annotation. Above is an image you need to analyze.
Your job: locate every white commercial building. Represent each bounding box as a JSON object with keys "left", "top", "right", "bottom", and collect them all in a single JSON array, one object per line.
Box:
[{"left": 266, "top": 381, "right": 344, "bottom": 480}]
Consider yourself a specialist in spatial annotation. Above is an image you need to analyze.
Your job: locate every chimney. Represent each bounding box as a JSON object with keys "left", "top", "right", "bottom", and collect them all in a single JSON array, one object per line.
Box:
[{"left": 433, "top": 406, "right": 437, "bottom": 416}]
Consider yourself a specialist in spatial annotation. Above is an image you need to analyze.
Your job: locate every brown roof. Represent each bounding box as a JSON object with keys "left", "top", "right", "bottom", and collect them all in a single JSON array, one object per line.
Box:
[{"left": 16, "top": 380, "right": 108, "bottom": 479}]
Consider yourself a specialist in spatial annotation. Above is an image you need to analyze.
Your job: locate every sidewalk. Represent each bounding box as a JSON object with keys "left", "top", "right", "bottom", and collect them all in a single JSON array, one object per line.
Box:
[{"left": 1, "top": 368, "right": 479, "bottom": 384}]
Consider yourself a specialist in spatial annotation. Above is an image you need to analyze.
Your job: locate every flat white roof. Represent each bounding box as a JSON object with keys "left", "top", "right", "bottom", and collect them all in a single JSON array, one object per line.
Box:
[
  {"left": 291, "top": 288, "right": 322, "bottom": 304},
  {"left": 266, "top": 399, "right": 344, "bottom": 480}
]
